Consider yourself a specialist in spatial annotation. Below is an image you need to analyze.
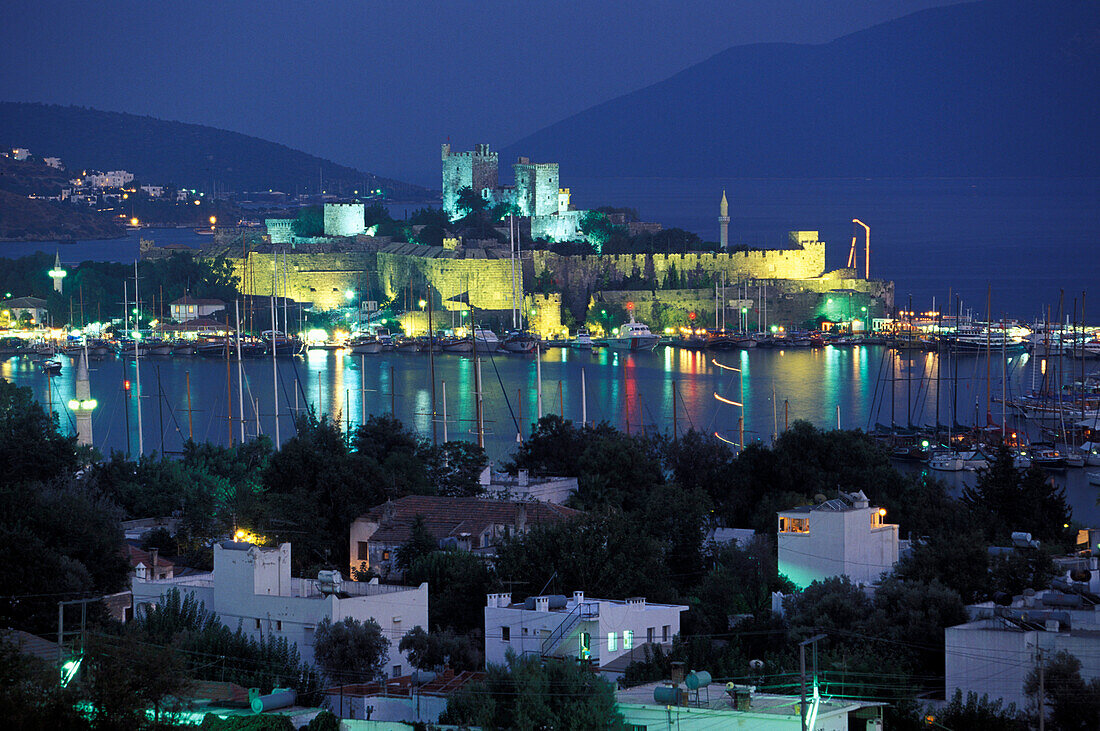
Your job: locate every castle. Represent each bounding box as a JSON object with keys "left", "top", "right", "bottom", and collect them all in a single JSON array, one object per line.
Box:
[
  {"left": 214, "top": 149, "right": 895, "bottom": 336},
  {"left": 441, "top": 143, "right": 587, "bottom": 243}
]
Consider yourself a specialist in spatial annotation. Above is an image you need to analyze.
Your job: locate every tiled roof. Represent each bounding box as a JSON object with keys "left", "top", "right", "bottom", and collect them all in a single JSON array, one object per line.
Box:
[
  {"left": 170, "top": 295, "right": 226, "bottom": 307},
  {"left": 360, "top": 496, "right": 579, "bottom": 545},
  {"left": 1, "top": 296, "right": 47, "bottom": 308},
  {"left": 327, "top": 669, "right": 485, "bottom": 699},
  {"left": 2, "top": 629, "right": 59, "bottom": 663},
  {"left": 123, "top": 543, "right": 175, "bottom": 569}
]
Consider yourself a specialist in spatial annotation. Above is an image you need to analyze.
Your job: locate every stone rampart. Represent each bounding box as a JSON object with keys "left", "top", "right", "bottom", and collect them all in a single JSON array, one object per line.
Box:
[{"left": 234, "top": 252, "right": 375, "bottom": 311}]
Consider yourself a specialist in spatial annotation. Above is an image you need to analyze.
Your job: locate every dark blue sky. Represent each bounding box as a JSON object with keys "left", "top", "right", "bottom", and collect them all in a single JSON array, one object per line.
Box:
[{"left": 1, "top": 1, "right": 963, "bottom": 185}]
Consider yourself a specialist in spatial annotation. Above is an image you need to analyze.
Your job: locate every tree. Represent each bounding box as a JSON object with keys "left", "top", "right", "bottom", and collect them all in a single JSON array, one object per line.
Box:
[
  {"left": 430, "top": 440, "right": 487, "bottom": 497},
  {"left": 83, "top": 630, "right": 190, "bottom": 729},
  {"left": 406, "top": 548, "right": 495, "bottom": 634},
  {"left": 0, "top": 634, "right": 85, "bottom": 730},
  {"left": 399, "top": 626, "right": 480, "bottom": 672},
  {"left": 312, "top": 617, "right": 389, "bottom": 683},
  {"left": 1026, "top": 650, "right": 1100, "bottom": 731},
  {"left": 963, "top": 447, "right": 1072, "bottom": 545},
  {"left": 291, "top": 206, "right": 324, "bottom": 237},
  {"left": 396, "top": 515, "right": 437, "bottom": 571},
  {"left": 455, "top": 186, "right": 487, "bottom": 219},
  {"left": 440, "top": 653, "right": 625, "bottom": 730},
  {"left": 0, "top": 379, "right": 85, "bottom": 484},
  {"left": 933, "top": 689, "right": 1027, "bottom": 731}
]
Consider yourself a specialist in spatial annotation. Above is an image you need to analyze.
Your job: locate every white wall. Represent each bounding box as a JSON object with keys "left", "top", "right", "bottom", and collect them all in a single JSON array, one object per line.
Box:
[{"left": 778, "top": 508, "right": 897, "bottom": 589}]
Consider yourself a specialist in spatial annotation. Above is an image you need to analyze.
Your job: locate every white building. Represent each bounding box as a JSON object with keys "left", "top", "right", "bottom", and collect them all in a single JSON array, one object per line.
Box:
[
  {"left": 616, "top": 682, "right": 884, "bottom": 730},
  {"left": 140, "top": 184, "right": 164, "bottom": 198},
  {"left": 43, "top": 156, "right": 63, "bottom": 169},
  {"left": 946, "top": 559, "right": 1100, "bottom": 710},
  {"left": 11, "top": 148, "right": 29, "bottom": 160},
  {"left": 132, "top": 541, "right": 428, "bottom": 675},
  {"left": 479, "top": 467, "right": 577, "bottom": 504},
  {"left": 106, "top": 170, "right": 134, "bottom": 188},
  {"left": 170, "top": 295, "right": 226, "bottom": 322},
  {"left": 484, "top": 591, "right": 687, "bottom": 675},
  {"left": 777, "top": 491, "right": 898, "bottom": 589}
]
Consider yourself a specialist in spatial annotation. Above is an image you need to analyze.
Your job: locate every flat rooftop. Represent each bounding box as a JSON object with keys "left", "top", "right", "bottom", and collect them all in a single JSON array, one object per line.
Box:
[{"left": 616, "top": 682, "right": 875, "bottom": 717}]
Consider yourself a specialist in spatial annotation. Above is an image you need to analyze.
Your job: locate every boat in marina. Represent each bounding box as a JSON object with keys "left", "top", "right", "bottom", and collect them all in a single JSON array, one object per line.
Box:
[
  {"left": 1031, "top": 446, "right": 1068, "bottom": 469},
  {"left": 171, "top": 342, "right": 197, "bottom": 356},
  {"left": 144, "top": 339, "right": 173, "bottom": 356},
  {"left": 473, "top": 327, "right": 500, "bottom": 352},
  {"left": 393, "top": 336, "right": 422, "bottom": 353},
  {"left": 440, "top": 335, "right": 474, "bottom": 354},
  {"left": 500, "top": 330, "right": 539, "bottom": 354},
  {"left": 572, "top": 328, "right": 593, "bottom": 350},
  {"left": 1088, "top": 471, "right": 1100, "bottom": 486},
  {"left": 348, "top": 334, "right": 385, "bottom": 355},
  {"left": 39, "top": 359, "right": 62, "bottom": 374},
  {"left": 607, "top": 315, "right": 659, "bottom": 351}
]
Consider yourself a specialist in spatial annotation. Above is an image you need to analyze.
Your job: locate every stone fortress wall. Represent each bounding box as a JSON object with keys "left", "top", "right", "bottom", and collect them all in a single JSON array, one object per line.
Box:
[{"left": 323, "top": 202, "right": 366, "bottom": 237}]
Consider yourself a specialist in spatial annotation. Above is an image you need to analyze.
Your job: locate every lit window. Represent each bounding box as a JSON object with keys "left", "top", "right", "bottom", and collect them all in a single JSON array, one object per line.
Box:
[
  {"left": 608, "top": 632, "right": 617, "bottom": 652},
  {"left": 624, "top": 630, "right": 633, "bottom": 650},
  {"left": 382, "top": 550, "right": 391, "bottom": 561},
  {"left": 779, "top": 516, "right": 810, "bottom": 534},
  {"left": 188, "top": 305, "right": 194, "bottom": 313}
]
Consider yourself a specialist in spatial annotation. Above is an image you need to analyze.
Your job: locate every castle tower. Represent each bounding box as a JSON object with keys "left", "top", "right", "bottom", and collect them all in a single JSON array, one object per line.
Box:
[
  {"left": 73, "top": 347, "right": 94, "bottom": 447},
  {"left": 719, "top": 191, "right": 730, "bottom": 248}
]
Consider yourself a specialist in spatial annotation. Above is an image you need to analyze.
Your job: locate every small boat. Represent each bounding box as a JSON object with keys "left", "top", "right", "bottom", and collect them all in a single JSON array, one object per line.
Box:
[
  {"left": 195, "top": 339, "right": 231, "bottom": 357},
  {"left": 1065, "top": 453, "right": 1086, "bottom": 469},
  {"left": 144, "top": 339, "right": 173, "bottom": 356},
  {"left": 348, "top": 335, "right": 384, "bottom": 355},
  {"left": 607, "top": 316, "right": 659, "bottom": 351},
  {"left": 1013, "top": 450, "right": 1032, "bottom": 469},
  {"left": 1087, "top": 471, "right": 1100, "bottom": 486},
  {"left": 440, "top": 336, "right": 474, "bottom": 354},
  {"left": 500, "top": 330, "right": 539, "bottom": 354},
  {"left": 572, "top": 328, "right": 593, "bottom": 350},
  {"left": 119, "top": 340, "right": 147, "bottom": 358},
  {"left": 473, "top": 327, "right": 500, "bottom": 352},
  {"left": 88, "top": 339, "right": 113, "bottom": 357},
  {"left": 1032, "top": 446, "right": 1067, "bottom": 470},
  {"left": 171, "top": 342, "right": 197, "bottom": 356},
  {"left": 929, "top": 451, "right": 966, "bottom": 472},
  {"left": 40, "top": 359, "right": 62, "bottom": 374},
  {"left": 264, "top": 332, "right": 303, "bottom": 356},
  {"left": 393, "top": 337, "right": 422, "bottom": 353}
]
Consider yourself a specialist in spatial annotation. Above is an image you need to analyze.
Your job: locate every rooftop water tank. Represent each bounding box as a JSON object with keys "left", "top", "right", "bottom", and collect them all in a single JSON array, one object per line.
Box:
[
  {"left": 685, "top": 670, "right": 712, "bottom": 691},
  {"left": 653, "top": 685, "right": 684, "bottom": 705}
]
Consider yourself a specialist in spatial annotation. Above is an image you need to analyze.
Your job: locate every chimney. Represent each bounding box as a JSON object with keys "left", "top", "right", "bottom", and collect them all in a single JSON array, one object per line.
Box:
[
  {"left": 535, "top": 596, "right": 550, "bottom": 612},
  {"left": 670, "top": 661, "right": 686, "bottom": 686},
  {"left": 573, "top": 590, "right": 585, "bottom": 605},
  {"left": 381, "top": 500, "right": 397, "bottom": 524},
  {"left": 479, "top": 465, "right": 492, "bottom": 486},
  {"left": 518, "top": 469, "right": 529, "bottom": 487},
  {"left": 150, "top": 548, "right": 159, "bottom": 577}
]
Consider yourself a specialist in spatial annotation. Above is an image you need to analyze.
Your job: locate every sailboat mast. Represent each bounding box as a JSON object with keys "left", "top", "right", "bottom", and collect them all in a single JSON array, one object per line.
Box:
[
  {"left": 581, "top": 368, "right": 587, "bottom": 427},
  {"left": 536, "top": 345, "right": 543, "bottom": 418},
  {"left": 509, "top": 215, "right": 518, "bottom": 330},
  {"left": 236, "top": 300, "right": 245, "bottom": 443},
  {"left": 272, "top": 295, "right": 280, "bottom": 446},
  {"left": 427, "top": 288, "right": 437, "bottom": 446},
  {"left": 133, "top": 261, "right": 143, "bottom": 455}
]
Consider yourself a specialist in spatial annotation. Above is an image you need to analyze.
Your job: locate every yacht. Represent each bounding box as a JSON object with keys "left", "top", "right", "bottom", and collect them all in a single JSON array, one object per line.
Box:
[
  {"left": 607, "top": 315, "right": 659, "bottom": 351},
  {"left": 348, "top": 334, "right": 384, "bottom": 355},
  {"left": 572, "top": 328, "right": 593, "bottom": 350},
  {"left": 501, "top": 330, "right": 539, "bottom": 354},
  {"left": 473, "top": 327, "right": 500, "bottom": 352},
  {"left": 440, "top": 335, "right": 474, "bottom": 354}
]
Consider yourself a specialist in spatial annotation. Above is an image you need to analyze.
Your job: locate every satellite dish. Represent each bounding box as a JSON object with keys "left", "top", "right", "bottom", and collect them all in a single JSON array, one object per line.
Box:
[{"left": 749, "top": 659, "right": 765, "bottom": 671}]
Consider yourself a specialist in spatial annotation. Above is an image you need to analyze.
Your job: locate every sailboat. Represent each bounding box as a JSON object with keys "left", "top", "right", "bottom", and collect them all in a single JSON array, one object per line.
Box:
[{"left": 500, "top": 214, "right": 539, "bottom": 354}]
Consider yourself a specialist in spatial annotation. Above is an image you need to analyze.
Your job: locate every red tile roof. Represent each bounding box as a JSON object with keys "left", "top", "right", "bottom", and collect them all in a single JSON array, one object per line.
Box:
[
  {"left": 360, "top": 496, "right": 579, "bottom": 545},
  {"left": 123, "top": 544, "right": 174, "bottom": 570},
  {"left": 327, "top": 668, "right": 485, "bottom": 699}
]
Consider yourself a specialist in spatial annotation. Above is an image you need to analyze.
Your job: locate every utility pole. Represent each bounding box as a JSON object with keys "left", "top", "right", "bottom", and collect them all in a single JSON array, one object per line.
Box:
[
  {"left": 799, "top": 634, "right": 826, "bottom": 731},
  {"left": 1038, "top": 647, "right": 1045, "bottom": 731}
]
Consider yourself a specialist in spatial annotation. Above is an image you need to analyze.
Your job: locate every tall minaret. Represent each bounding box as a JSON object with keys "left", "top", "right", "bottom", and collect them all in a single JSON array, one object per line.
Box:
[
  {"left": 719, "top": 190, "right": 730, "bottom": 248},
  {"left": 73, "top": 347, "right": 94, "bottom": 447},
  {"left": 50, "top": 251, "right": 66, "bottom": 294}
]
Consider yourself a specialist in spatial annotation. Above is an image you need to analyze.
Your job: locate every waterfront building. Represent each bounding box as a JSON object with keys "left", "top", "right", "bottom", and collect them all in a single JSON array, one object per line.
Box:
[
  {"left": 132, "top": 541, "right": 428, "bottom": 671},
  {"left": 169, "top": 295, "right": 226, "bottom": 322},
  {"left": 485, "top": 591, "right": 688, "bottom": 675},
  {"left": 349, "top": 496, "right": 578, "bottom": 579},
  {"left": 777, "top": 490, "right": 899, "bottom": 589},
  {"left": 0, "top": 296, "right": 48, "bottom": 325}
]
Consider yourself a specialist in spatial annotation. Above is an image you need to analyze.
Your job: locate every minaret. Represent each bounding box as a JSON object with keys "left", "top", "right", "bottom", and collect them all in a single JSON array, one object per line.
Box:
[
  {"left": 73, "top": 347, "right": 94, "bottom": 447},
  {"left": 719, "top": 191, "right": 730, "bottom": 248},
  {"left": 49, "top": 251, "right": 66, "bottom": 294}
]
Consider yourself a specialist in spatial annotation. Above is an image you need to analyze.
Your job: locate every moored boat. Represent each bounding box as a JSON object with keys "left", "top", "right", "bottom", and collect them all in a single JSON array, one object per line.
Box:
[
  {"left": 607, "top": 316, "right": 659, "bottom": 351},
  {"left": 572, "top": 328, "right": 593, "bottom": 350},
  {"left": 473, "top": 327, "right": 500, "bottom": 352},
  {"left": 500, "top": 330, "right": 539, "bottom": 354}
]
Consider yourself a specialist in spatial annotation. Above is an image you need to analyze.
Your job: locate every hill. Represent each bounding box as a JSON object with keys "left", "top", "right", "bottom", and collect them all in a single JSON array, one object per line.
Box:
[
  {"left": 0, "top": 156, "right": 123, "bottom": 240},
  {"left": 0, "top": 103, "right": 434, "bottom": 199},
  {"left": 502, "top": 0, "right": 1099, "bottom": 178}
]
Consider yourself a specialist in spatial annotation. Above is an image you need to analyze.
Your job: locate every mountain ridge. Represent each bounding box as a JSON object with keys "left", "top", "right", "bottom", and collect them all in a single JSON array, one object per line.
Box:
[
  {"left": 0, "top": 102, "right": 434, "bottom": 199},
  {"left": 502, "top": 0, "right": 1099, "bottom": 179}
]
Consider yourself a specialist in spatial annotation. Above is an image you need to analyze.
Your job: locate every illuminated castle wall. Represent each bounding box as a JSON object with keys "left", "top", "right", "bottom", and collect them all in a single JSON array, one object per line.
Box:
[
  {"left": 323, "top": 202, "right": 366, "bottom": 237},
  {"left": 233, "top": 251, "right": 374, "bottom": 311}
]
